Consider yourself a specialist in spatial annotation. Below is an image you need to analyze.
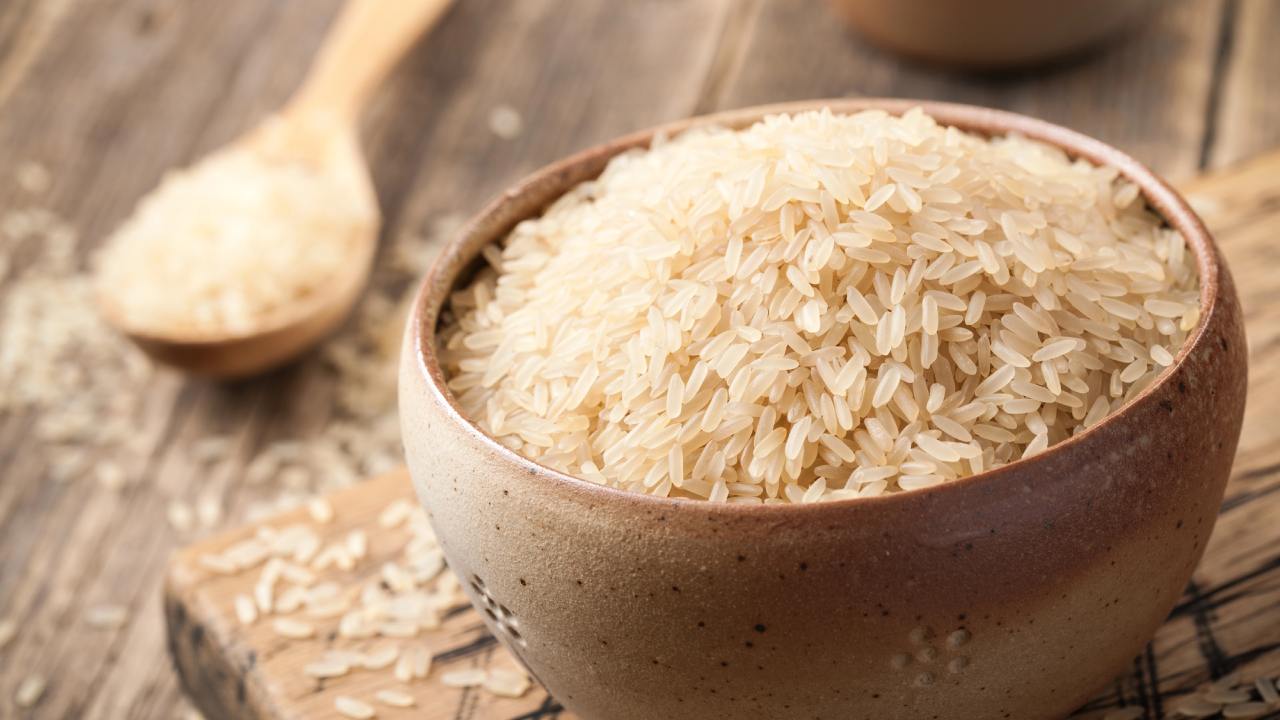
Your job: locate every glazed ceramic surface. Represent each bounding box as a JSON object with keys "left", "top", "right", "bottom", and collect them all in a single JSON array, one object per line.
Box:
[
  {"left": 826, "top": 0, "right": 1157, "bottom": 69},
  {"left": 399, "top": 100, "right": 1247, "bottom": 720}
]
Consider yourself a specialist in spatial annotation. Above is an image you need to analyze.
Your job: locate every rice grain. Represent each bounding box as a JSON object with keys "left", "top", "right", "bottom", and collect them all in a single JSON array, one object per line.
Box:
[
  {"left": 441, "top": 668, "right": 487, "bottom": 688},
  {"left": 272, "top": 618, "right": 315, "bottom": 640},
  {"left": 0, "top": 618, "right": 15, "bottom": 649},
  {"left": 374, "top": 689, "right": 416, "bottom": 708},
  {"left": 95, "top": 129, "right": 374, "bottom": 337},
  {"left": 484, "top": 668, "right": 533, "bottom": 698},
  {"left": 334, "top": 696, "right": 376, "bottom": 719},
  {"left": 84, "top": 604, "right": 128, "bottom": 630},
  {"left": 15, "top": 674, "right": 46, "bottom": 708}
]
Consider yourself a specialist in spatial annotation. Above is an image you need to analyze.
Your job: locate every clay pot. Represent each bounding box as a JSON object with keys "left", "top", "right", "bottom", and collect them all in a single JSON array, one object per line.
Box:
[
  {"left": 827, "top": 0, "right": 1158, "bottom": 69},
  {"left": 399, "top": 99, "right": 1247, "bottom": 720}
]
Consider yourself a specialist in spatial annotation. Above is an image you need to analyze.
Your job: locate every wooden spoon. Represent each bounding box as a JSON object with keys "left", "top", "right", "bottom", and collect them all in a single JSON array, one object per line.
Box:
[{"left": 97, "top": 0, "right": 454, "bottom": 378}]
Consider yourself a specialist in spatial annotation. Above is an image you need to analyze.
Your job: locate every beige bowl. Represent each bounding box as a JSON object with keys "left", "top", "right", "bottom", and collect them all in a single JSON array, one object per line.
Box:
[
  {"left": 827, "top": 0, "right": 1157, "bottom": 69},
  {"left": 399, "top": 99, "right": 1247, "bottom": 720}
]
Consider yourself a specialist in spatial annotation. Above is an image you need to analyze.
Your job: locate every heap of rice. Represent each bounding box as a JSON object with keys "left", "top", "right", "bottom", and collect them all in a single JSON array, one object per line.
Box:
[
  {"left": 440, "top": 108, "right": 1200, "bottom": 503},
  {"left": 96, "top": 127, "right": 374, "bottom": 336}
]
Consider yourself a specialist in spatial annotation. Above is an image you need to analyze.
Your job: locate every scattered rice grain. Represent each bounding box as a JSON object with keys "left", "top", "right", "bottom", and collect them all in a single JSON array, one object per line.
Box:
[
  {"left": 84, "top": 603, "right": 128, "bottom": 630},
  {"left": 488, "top": 105, "right": 523, "bottom": 140},
  {"left": 441, "top": 668, "right": 486, "bottom": 688},
  {"left": 272, "top": 618, "right": 315, "bottom": 639},
  {"left": 15, "top": 674, "right": 46, "bottom": 707},
  {"left": 334, "top": 695, "right": 376, "bottom": 719},
  {"left": 484, "top": 668, "right": 533, "bottom": 698},
  {"left": 374, "top": 689, "right": 416, "bottom": 708}
]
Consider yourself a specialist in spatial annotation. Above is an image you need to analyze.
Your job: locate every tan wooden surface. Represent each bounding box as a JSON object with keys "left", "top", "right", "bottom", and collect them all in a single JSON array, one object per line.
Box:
[{"left": 2, "top": 1, "right": 1280, "bottom": 718}]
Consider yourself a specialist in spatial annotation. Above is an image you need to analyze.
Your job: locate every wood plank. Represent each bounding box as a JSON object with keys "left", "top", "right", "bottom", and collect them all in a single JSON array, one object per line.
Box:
[
  {"left": 0, "top": 2, "right": 733, "bottom": 718},
  {"left": 714, "top": 0, "right": 1227, "bottom": 178},
  {"left": 1207, "top": 0, "right": 1280, "bottom": 168},
  {"left": 365, "top": 0, "right": 733, "bottom": 256},
  {"left": 0, "top": 0, "right": 74, "bottom": 110},
  {"left": 0, "top": 2, "right": 344, "bottom": 716}
]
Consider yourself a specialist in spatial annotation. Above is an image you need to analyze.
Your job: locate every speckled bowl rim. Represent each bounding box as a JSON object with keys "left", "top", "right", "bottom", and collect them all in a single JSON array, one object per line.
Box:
[{"left": 408, "top": 98, "right": 1220, "bottom": 516}]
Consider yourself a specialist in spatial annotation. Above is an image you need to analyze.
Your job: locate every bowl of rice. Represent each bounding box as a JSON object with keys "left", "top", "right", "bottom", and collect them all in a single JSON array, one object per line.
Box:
[{"left": 399, "top": 99, "right": 1247, "bottom": 720}]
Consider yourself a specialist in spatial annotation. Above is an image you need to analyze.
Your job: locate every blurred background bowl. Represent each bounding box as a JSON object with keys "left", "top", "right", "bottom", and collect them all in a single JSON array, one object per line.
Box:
[
  {"left": 400, "top": 98, "right": 1247, "bottom": 720},
  {"left": 826, "top": 0, "right": 1158, "bottom": 69}
]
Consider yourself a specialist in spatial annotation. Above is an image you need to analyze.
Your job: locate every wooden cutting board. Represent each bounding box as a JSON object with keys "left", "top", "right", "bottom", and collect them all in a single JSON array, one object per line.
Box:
[{"left": 165, "top": 149, "right": 1280, "bottom": 720}]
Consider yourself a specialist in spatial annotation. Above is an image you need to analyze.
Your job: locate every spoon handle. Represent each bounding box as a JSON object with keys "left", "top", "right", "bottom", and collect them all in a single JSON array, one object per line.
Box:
[{"left": 289, "top": 0, "right": 454, "bottom": 122}]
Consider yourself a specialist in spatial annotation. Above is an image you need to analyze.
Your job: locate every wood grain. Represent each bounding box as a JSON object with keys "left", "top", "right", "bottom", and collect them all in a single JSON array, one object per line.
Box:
[
  {"left": 2, "top": 1, "right": 1279, "bottom": 719},
  {"left": 0, "top": 1, "right": 734, "bottom": 718},
  {"left": 0, "top": 3, "right": 344, "bottom": 715},
  {"left": 717, "top": 0, "right": 1227, "bottom": 178},
  {"left": 1208, "top": 0, "right": 1280, "bottom": 169}
]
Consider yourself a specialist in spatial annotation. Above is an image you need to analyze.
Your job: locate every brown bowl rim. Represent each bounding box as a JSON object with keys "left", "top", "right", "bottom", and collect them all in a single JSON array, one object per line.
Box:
[{"left": 407, "top": 98, "right": 1221, "bottom": 515}]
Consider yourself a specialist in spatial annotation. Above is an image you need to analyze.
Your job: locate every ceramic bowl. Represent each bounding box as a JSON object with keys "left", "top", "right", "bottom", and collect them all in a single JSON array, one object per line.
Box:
[
  {"left": 399, "top": 99, "right": 1247, "bottom": 720},
  {"left": 826, "top": 0, "right": 1158, "bottom": 69}
]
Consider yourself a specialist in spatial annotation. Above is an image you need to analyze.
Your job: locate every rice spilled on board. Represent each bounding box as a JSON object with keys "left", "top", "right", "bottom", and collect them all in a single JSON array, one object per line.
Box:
[
  {"left": 197, "top": 495, "right": 533, "bottom": 707},
  {"left": 441, "top": 108, "right": 1200, "bottom": 503}
]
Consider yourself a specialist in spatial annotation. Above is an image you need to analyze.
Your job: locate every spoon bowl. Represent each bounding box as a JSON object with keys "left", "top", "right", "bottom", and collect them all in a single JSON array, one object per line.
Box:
[
  {"left": 98, "top": 117, "right": 378, "bottom": 378},
  {"left": 96, "top": 0, "right": 453, "bottom": 378}
]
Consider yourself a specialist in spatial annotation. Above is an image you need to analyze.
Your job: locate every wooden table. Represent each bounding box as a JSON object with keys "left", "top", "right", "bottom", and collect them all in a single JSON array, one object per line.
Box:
[{"left": 1, "top": 1, "right": 1278, "bottom": 718}]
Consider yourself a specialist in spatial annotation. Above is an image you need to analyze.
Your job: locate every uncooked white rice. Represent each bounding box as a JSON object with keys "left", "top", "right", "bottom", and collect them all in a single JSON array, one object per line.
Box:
[
  {"left": 488, "top": 105, "right": 524, "bottom": 140},
  {"left": 1258, "top": 677, "right": 1280, "bottom": 705},
  {"left": 204, "top": 496, "right": 479, "bottom": 700},
  {"left": 198, "top": 553, "right": 238, "bottom": 575},
  {"left": 196, "top": 492, "right": 223, "bottom": 528},
  {"left": 272, "top": 617, "right": 315, "bottom": 639},
  {"left": 346, "top": 529, "right": 368, "bottom": 557},
  {"left": 234, "top": 594, "right": 258, "bottom": 626},
  {"left": 84, "top": 604, "right": 129, "bottom": 630},
  {"left": 374, "top": 689, "right": 416, "bottom": 708},
  {"left": 378, "top": 499, "right": 415, "bottom": 528},
  {"left": 361, "top": 645, "right": 400, "bottom": 670},
  {"left": 16, "top": 161, "right": 52, "bottom": 194},
  {"left": 15, "top": 674, "right": 46, "bottom": 707},
  {"left": 441, "top": 668, "right": 487, "bottom": 688},
  {"left": 307, "top": 497, "right": 335, "bottom": 524},
  {"left": 441, "top": 108, "right": 1200, "bottom": 502},
  {"left": 1206, "top": 689, "right": 1253, "bottom": 704},
  {"left": 484, "top": 668, "right": 533, "bottom": 698},
  {"left": 96, "top": 462, "right": 126, "bottom": 490},
  {"left": 1167, "top": 674, "right": 1280, "bottom": 719},
  {"left": 95, "top": 117, "right": 374, "bottom": 336},
  {"left": 393, "top": 654, "right": 415, "bottom": 683},
  {"left": 377, "top": 642, "right": 432, "bottom": 681},
  {"left": 0, "top": 617, "right": 15, "bottom": 649},
  {"left": 304, "top": 660, "right": 349, "bottom": 679},
  {"left": 168, "top": 500, "right": 196, "bottom": 533},
  {"left": 334, "top": 695, "right": 376, "bottom": 719}
]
